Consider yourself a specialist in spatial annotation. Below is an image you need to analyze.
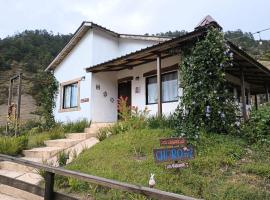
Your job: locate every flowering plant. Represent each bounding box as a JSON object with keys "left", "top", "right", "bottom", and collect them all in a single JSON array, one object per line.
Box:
[{"left": 173, "top": 27, "right": 239, "bottom": 140}]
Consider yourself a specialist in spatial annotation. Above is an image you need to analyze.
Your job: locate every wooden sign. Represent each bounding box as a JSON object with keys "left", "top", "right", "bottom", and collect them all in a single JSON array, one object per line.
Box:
[
  {"left": 153, "top": 146, "right": 194, "bottom": 163},
  {"left": 80, "top": 98, "right": 89, "bottom": 103},
  {"left": 160, "top": 138, "right": 186, "bottom": 146},
  {"left": 166, "top": 162, "right": 189, "bottom": 169}
]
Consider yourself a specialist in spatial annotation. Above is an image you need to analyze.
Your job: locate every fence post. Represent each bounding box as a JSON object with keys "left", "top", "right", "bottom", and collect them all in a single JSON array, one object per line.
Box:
[{"left": 44, "top": 171, "right": 55, "bottom": 200}]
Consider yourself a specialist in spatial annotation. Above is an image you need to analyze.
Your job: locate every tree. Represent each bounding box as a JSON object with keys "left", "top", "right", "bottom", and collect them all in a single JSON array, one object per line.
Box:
[{"left": 174, "top": 27, "right": 238, "bottom": 139}]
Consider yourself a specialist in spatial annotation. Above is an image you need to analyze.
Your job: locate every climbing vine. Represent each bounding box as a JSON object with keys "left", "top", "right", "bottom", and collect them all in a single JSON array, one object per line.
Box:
[
  {"left": 174, "top": 27, "right": 239, "bottom": 139},
  {"left": 33, "top": 70, "right": 58, "bottom": 128}
]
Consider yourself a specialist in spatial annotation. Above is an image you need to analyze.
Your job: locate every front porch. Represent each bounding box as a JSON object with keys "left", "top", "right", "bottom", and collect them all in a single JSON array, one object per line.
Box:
[{"left": 87, "top": 26, "right": 270, "bottom": 123}]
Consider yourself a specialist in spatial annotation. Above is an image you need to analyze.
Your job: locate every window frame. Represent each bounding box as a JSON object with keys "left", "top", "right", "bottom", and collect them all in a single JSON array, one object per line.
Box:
[
  {"left": 59, "top": 78, "right": 81, "bottom": 112},
  {"left": 145, "top": 70, "right": 179, "bottom": 105}
]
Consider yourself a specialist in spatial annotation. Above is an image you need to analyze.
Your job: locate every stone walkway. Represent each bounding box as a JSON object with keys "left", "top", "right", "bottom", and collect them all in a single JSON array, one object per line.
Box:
[{"left": 0, "top": 123, "right": 113, "bottom": 200}]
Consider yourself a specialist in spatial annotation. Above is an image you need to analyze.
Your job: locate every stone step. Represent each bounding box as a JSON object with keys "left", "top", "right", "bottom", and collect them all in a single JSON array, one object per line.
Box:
[
  {"left": 66, "top": 137, "right": 100, "bottom": 163},
  {"left": 90, "top": 123, "right": 114, "bottom": 129},
  {"left": 0, "top": 169, "right": 24, "bottom": 179},
  {"left": 84, "top": 127, "right": 100, "bottom": 134},
  {"left": 22, "top": 147, "right": 64, "bottom": 159},
  {"left": 44, "top": 138, "right": 83, "bottom": 148},
  {"left": 0, "top": 192, "right": 26, "bottom": 200},
  {"left": 0, "top": 161, "right": 35, "bottom": 173},
  {"left": 0, "top": 185, "right": 42, "bottom": 200},
  {"left": 66, "top": 133, "right": 96, "bottom": 140},
  {"left": 22, "top": 157, "right": 43, "bottom": 164}
]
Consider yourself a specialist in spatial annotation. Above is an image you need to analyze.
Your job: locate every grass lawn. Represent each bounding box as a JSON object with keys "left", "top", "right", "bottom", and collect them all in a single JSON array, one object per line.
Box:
[{"left": 58, "top": 128, "right": 270, "bottom": 200}]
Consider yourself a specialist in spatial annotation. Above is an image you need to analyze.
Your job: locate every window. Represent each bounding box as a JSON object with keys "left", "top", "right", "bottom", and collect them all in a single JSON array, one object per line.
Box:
[
  {"left": 63, "top": 83, "right": 78, "bottom": 109},
  {"left": 59, "top": 78, "right": 81, "bottom": 112},
  {"left": 146, "top": 71, "right": 178, "bottom": 104}
]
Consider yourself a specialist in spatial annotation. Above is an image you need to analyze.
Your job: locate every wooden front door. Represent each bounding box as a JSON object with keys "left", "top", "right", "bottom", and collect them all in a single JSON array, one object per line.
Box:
[{"left": 118, "top": 81, "right": 132, "bottom": 107}]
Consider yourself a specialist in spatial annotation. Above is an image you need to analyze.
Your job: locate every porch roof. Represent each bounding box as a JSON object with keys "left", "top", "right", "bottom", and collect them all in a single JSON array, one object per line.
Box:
[{"left": 86, "top": 26, "right": 270, "bottom": 94}]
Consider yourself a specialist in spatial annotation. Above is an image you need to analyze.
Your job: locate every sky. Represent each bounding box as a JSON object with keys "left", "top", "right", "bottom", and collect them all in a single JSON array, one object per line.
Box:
[{"left": 1, "top": 0, "right": 270, "bottom": 39}]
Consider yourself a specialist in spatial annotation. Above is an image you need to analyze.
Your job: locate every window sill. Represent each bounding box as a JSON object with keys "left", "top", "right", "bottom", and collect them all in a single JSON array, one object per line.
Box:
[
  {"left": 146, "top": 100, "right": 179, "bottom": 105},
  {"left": 58, "top": 107, "right": 81, "bottom": 113}
]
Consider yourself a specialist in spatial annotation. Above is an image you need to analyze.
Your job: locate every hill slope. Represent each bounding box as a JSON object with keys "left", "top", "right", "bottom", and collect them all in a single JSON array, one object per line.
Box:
[{"left": 59, "top": 129, "right": 270, "bottom": 200}]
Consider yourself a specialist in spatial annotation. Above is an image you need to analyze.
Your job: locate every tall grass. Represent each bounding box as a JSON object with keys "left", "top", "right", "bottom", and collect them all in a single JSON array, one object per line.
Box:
[
  {"left": 62, "top": 119, "right": 90, "bottom": 133},
  {"left": 0, "top": 136, "right": 28, "bottom": 155}
]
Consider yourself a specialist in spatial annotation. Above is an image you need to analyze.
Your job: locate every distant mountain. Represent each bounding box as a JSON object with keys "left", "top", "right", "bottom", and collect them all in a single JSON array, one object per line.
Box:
[
  {"left": 152, "top": 29, "right": 270, "bottom": 61},
  {"left": 0, "top": 30, "right": 72, "bottom": 125}
]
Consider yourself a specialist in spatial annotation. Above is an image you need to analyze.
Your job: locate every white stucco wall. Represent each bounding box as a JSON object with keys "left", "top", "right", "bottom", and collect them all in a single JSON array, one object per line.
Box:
[
  {"left": 119, "top": 38, "right": 158, "bottom": 56},
  {"left": 91, "top": 72, "right": 118, "bottom": 122},
  {"left": 53, "top": 31, "right": 93, "bottom": 122}
]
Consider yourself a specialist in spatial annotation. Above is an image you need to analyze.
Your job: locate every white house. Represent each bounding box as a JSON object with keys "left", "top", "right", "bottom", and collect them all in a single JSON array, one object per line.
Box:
[{"left": 46, "top": 16, "right": 270, "bottom": 123}]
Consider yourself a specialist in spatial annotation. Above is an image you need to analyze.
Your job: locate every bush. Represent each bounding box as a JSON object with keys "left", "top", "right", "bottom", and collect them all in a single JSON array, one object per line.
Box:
[
  {"left": 147, "top": 115, "right": 175, "bottom": 129},
  {"left": 62, "top": 119, "right": 90, "bottom": 133},
  {"left": 27, "top": 126, "right": 65, "bottom": 149},
  {"left": 0, "top": 136, "right": 28, "bottom": 155},
  {"left": 241, "top": 103, "right": 270, "bottom": 144}
]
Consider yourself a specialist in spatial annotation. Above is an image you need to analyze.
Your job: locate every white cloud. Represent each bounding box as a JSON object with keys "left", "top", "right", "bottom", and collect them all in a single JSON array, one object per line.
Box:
[{"left": 0, "top": 0, "right": 270, "bottom": 39}]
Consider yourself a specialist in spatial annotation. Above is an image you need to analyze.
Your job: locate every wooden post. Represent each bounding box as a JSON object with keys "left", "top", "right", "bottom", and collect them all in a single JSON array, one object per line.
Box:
[
  {"left": 157, "top": 54, "right": 162, "bottom": 116},
  {"left": 15, "top": 73, "right": 22, "bottom": 136},
  {"left": 6, "top": 79, "right": 13, "bottom": 134},
  {"left": 255, "top": 94, "right": 258, "bottom": 110},
  {"left": 265, "top": 85, "right": 269, "bottom": 102},
  {"left": 240, "top": 69, "right": 247, "bottom": 121},
  {"left": 44, "top": 171, "right": 55, "bottom": 200}
]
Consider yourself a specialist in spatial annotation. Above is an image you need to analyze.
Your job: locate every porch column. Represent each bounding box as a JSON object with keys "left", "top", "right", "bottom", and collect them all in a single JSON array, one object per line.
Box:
[
  {"left": 157, "top": 54, "right": 162, "bottom": 116},
  {"left": 255, "top": 94, "right": 258, "bottom": 110},
  {"left": 265, "top": 85, "right": 269, "bottom": 102},
  {"left": 240, "top": 68, "right": 247, "bottom": 121}
]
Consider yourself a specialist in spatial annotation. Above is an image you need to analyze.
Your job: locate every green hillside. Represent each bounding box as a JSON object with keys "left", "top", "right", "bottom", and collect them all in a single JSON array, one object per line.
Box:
[
  {"left": 0, "top": 30, "right": 72, "bottom": 105},
  {"left": 57, "top": 129, "right": 270, "bottom": 200}
]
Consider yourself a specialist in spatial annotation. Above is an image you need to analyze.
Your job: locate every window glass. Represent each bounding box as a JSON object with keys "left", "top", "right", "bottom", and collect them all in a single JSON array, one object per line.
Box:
[
  {"left": 63, "top": 83, "right": 78, "bottom": 109},
  {"left": 147, "top": 76, "right": 157, "bottom": 104},
  {"left": 146, "top": 71, "right": 178, "bottom": 104},
  {"left": 162, "top": 72, "right": 178, "bottom": 102}
]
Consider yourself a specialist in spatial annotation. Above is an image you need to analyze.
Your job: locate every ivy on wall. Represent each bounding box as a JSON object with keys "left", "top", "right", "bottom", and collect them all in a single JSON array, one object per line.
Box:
[
  {"left": 33, "top": 70, "right": 58, "bottom": 128},
  {"left": 174, "top": 27, "right": 239, "bottom": 139}
]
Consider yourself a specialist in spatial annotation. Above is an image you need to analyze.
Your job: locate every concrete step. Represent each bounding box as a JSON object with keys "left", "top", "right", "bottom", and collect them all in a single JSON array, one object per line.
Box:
[
  {"left": 22, "top": 157, "right": 43, "bottom": 164},
  {"left": 84, "top": 127, "right": 99, "bottom": 134},
  {"left": 66, "top": 137, "right": 100, "bottom": 163},
  {"left": 22, "top": 147, "right": 64, "bottom": 159},
  {"left": 90, "top": 122, "right": 114, "bottom": 129},
  {"left": 0, "top": 185, "right": 42, "bottom": 200},
  {"left": 44, "top": 138, "right": 83, "bottom": 148},
  {"left": 0, "top": 192, "right": 26, "bottom": 200},
  {"left": 0, "top": 169, "right": 24, "bottom": 179},
  {"left": 0, "top": 161, "right": 35, "bottom": 173},
  {"left": 66, "top": 133, "right": 96, "bottom": 140},
  {"left": 16, "top": 172, "right": 43, "bottom": 185}
]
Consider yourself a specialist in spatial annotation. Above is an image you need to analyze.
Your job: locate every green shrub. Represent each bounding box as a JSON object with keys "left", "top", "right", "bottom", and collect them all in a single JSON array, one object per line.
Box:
[
  {"left": 97, "top": 128, "right": 110, "bottom": 141},
  {"left": 240, "top": 163, "right": 270, "bottom": 178},
  {"left": 147, "top": 115, "right": 174, "bottom": 129},
  {"left": 0, "top": 135, "right": 28, "bottom": 155},
  {"left": 27, "top": 126, "right": 65, "bottom": 149},
  {"left": 62, "top": 119, "right": 90, "bottom": 133},
  {"left": 57, "top": 151, "right": 69, "bottom": 167},
  {"left": 241, "top": 103, "right": 270, "bottom": 144}
]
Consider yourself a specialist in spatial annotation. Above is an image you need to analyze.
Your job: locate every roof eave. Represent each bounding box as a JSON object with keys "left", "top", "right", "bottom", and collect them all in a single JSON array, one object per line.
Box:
[{"left": 45, "top": 21, "right": 92, "bottom": 71}]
